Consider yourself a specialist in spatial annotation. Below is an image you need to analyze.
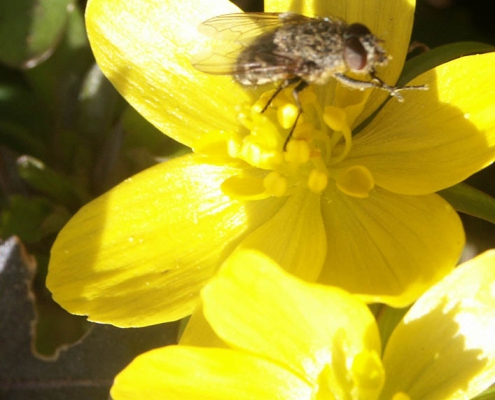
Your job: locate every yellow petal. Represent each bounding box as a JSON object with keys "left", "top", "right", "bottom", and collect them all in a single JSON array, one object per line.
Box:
[
  {"left": 346, "top": 53, "right": 495, "bottom": 195},
  {"left": 234, "top": 189, "right": 326, "bottom": 281},
  {"left": 47, "top": 154, "right": 285, "bottom": 326},
  {"left": 111, "top": 346, "right": 312, "bottom": 400},
  {"left": 86, "top": 0, "right": 249, "bottom": 148},
  {"left": 381, "top": 250, "right": 495, "bottom": 400},
  {"left": 202, "top": 250, "right": 381, "bottom": 389},
  {"left": 318, "top": 184, "right": 464, "bottom": 307}
]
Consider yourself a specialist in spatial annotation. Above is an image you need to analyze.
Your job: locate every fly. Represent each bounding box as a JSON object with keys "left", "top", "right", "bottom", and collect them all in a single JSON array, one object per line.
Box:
[{"left": 193, "top": 12, "right": 427, "bottom": 149}]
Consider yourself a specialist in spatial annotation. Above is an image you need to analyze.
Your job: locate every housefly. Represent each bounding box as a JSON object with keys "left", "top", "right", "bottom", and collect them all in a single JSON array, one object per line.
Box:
[{"left": 193, "top": 12, "right": 426, "bottom": 148}]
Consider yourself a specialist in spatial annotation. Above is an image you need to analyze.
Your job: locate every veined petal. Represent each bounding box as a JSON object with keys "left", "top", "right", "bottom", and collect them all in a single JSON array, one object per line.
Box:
[
  {"left": 318, "top": 185, "right": 464, "bottom": 307},
  {"left": 202, "top": 250, "right": 381, "bottom": 387},
  {"left": 346, "top": 53, "right": 495, "bottom": 195},
  {"left": 86, "top": 0, "right": 249, "bottom": 148},
  {"left": 111, "top": 346, "right": 312, "bottom": 400},
  {"left": 381, "top": 250, "right": 495, "bottom": 400},
  {"left": 234, "top": 189, "right": 326, "bottom": 281},
  {"left": 47, "top": 154, "right": 285, "bottom": 326}
]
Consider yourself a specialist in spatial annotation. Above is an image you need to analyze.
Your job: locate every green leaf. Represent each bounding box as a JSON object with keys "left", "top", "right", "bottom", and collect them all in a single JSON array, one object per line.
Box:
[
  {"left": 0, "top": 71, "right": 50, "bottom": 157},
  {"left": 122, "top": 105, "right": 189, "bottom": 158},
  {"left": 0, "top": 120, "right": 47, "bottom": 159},
  {"left": 77, "top": 64, "right": 124, "bottom": 139},
  {"left": 0, "top": 0, "right": 76, "bottom": 68},
  {"left": 25, "top": 4, "right": 92, "bottom": 124},
  {"left": 1, "top": 196, "right": 53, "bottom": 242},
  {"left": 398, "top": 41, "right": 495, "bottom": 86},
  {"left": 0, "top": 237, "right": 180, "bottom": 400},
  {"left": 439, "top": 183, "right": 495, "bottom": 225},
  {"left": 16, "top": 155, "right": 90, "bottom": 208}
]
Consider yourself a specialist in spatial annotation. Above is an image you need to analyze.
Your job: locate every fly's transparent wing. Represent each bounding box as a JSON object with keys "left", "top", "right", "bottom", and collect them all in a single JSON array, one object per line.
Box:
[
  {"left": 192, "top": 12, "right": 313, "bottom": 75},
  {"left": 191, "top": 48, "right": 243, "bottom": 75},
  {"left": 198, "top": 12, "right": 311, "bottom": 43}
]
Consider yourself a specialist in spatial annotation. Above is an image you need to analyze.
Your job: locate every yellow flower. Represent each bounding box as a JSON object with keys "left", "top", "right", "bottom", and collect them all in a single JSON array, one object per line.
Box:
[
  {"left": 47, "top": 0, "right": 495, "bottom": 326},
  {"left": 111, "top": 250, "right": 495, "bottom": 400}
]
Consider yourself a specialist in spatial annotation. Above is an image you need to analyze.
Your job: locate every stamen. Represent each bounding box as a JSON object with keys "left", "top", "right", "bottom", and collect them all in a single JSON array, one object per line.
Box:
[
  {"left": 350, "top": 351, "right": 385, "bottom": 392},
  {"left": 308, "top": 168, "right": 328, "bottom": 193},
  {"left": 285, "top": 139, "right": 310, "bottom": 164},
  {"left": 264, "top": 171, "right": 288, "bottom": 197},
  {"left": 323, "top": 106, "right": 353, "bottom": 165},
  {"left": 254, "top": 91, "right": 275, "bottom": 113},
  {"left": 237, "top": 107, "right": 254, "bottom": 131},
  {"left": 228, "top": 86, "right": 374, "bottom": 199},
  {"left": 392, "top": 393, "right": 412, "bottom": 400},
  {"left": 278, "top": 103, "right": 300, "bottom": 130}
]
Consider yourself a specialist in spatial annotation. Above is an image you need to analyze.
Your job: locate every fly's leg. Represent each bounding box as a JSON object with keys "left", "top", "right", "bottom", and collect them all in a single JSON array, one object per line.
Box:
[
  {"left": 259, "top": 78, "right": 308, "bottom": 151},
  {"left": 261, "top": 77, "right": 305, "bottom": 112},
  {"left": 261, "top": 84, "right": 285, "bottom": 112},
  {"left": 334, "top": 71, "right": 427, "bottom": 102},
  {"left": 283, "top": 79, "right": 308, "bottom": 150}
]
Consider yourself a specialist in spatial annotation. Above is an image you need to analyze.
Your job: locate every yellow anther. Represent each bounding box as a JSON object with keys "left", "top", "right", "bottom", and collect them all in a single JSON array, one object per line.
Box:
[
  {"left": 232, "top": 86, "right": 365, "bottom": 198},
  {"left": 237, "top": 110, "right": 253, "bottom": 131},
  {"left": 277, "top": 103, "right": 299, "bottom": 130},
  {"left": 263, "top": 171, "right": 288, "bottom": 197},
  {"left": 226, "top": 136, "right": 241, "bottom": 158},
  {"left": 351, "top": 351, "right": 384, "bottom": 390},
  {"left": 239, "top": 139, "right": 262, "bottom": 165},
  {"left": 285, "top": 139, "right": 310, "bottom": 164},
  {"left": 323, "top": 106, "right": 353, "bottom": 165},
  {"left": 323, "top": 106, "right": 348, "bottom": 132},
  {"left": 272, "top": 89, "right": 292, "bottom": 108},
  {"left": 252, "top": 96, "right": 269, "bottom": 113},
  {"left": 391, "top": 393, "right": 412, "bottom": 400},
  {"left": 307, "top": 168, "right": 328, "bottom": 193}
]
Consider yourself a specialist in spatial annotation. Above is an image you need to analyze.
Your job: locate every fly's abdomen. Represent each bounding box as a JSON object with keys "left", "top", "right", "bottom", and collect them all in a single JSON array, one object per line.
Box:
[{"left": 234, "top": 32, "right": 299, "bottom": 86}]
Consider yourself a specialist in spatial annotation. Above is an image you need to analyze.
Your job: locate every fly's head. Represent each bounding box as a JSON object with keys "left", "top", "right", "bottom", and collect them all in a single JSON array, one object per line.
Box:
[{"left": 342, "top": 23, "right": 389, "bottom": 75}]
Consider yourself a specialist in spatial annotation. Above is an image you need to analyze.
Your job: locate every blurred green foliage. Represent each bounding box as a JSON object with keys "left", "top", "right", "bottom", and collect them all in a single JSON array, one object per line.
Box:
[{"left": 1, "top": 1, "right": 184, "bottom": 397}]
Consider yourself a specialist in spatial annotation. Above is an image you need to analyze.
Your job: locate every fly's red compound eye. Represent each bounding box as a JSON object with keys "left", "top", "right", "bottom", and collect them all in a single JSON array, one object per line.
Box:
[
  {"left": 346, "top": 22, "right": 371, "bottom": 37},
  {"left": 343, "top": 23, "right": 371, "bottom": 71}
]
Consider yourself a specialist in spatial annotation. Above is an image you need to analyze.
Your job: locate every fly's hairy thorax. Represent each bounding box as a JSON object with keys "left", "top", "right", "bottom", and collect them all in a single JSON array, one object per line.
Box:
[{"left": 234, "top": 19, "right": 348, "bottom": 86}]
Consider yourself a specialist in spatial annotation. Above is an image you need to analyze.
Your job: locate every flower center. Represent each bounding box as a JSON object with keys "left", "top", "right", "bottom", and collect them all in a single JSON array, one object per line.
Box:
[{"left": 196, "top": 86, "right": 375, "bottom": 200}]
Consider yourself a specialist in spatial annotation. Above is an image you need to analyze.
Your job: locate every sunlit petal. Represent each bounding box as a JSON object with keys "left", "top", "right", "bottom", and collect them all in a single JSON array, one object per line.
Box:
[
  {"left": 381, "top": 250, "right": 495, "bottom": 400},
  {"left": 319, "top": 184, "right": 464, "bottom": 307},
  {"left": 345, "top": 53, "right": 495, "bottom": 195},
  {"left": 86, "top": 0, "right": 249, "bottom": 148},
  {"left": 111, "top": 346, "right": 312, "bottom": 400},
  {"left": 202, "top": 250, "right": 381, "bottom": 388},
  {"left": 234, "top": 189, "right": 326, "bottom": 281},
  {"left": 47, "top": 155, "right": 284, "bottom": 326}
]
